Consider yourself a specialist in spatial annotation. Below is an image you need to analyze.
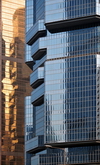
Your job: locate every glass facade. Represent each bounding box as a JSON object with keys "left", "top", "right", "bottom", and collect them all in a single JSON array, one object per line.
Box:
[
  {"left": 45, "top": 0, "right": 98, "bottom": 23},
  {"left": 0, "top": 0, "right": 31, "bottom": 165},
  {"left": 45, "top": 55, "right": 97, "bottom": 143},
  {"left": 25, "top": 0, "right": 100, "bottom": 165}
]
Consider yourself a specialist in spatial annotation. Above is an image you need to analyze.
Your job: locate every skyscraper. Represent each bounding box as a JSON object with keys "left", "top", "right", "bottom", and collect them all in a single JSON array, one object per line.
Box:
[
  {"left": 0, "top": 0, "right": 31, "bottom": 164},
  {"left": 25, "top": 0, "right": 100, "bottom": 164}
]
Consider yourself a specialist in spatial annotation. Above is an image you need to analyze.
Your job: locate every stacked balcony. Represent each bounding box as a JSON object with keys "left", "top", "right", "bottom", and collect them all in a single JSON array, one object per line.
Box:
[
  {"left": 26, "top": 20, "right": 46, "bottom": 45},
  {"left": 26, "top": 135, "right": 44, "bottom": 153},
  {"left": 26, "top": 19, "right": 46, "bottom": 106},
  {"left": 31, "top": 39, "right": 46, "bottom": 60},
  {"left": 26, "top": 20, "right": 46, "bottom": 68},
  {"left": 25, "top": 45, "right": 34, "bottom": 69},
  {"left": 30, "top": 67, "right": 44, "bottom": 88},
  {"left": 31, "top": 83, "right": 44, "bottom": 105},
  {"left": 33, "top": 55, "right": 47, "bottom": 71},
  {"left": 45, "top": 1, "right": 100, "bottom": 32}
]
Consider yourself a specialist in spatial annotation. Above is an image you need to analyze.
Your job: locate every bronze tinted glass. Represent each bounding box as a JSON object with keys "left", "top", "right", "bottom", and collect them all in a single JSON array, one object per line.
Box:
[{"left": 0, "top": 0, "right": 31, "bottom": 164}]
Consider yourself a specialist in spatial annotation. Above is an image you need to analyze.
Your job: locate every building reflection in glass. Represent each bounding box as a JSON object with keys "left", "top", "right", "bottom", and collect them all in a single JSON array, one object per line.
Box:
[{"left": 1, "top": 1, "right": 31, "bottom": 165}]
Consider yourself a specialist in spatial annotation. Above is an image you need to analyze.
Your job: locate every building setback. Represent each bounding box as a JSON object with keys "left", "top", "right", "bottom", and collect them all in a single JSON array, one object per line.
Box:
[
  {"left": 25, "top": 0, "right": 100, "bottom": 164},
  {"left": 0, "top": 0, "right": 31, "bottom": 164}
]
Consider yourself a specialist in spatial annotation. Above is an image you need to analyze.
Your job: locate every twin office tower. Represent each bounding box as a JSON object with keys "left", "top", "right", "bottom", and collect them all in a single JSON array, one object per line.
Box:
[{"left": 25, "top": 0, "right": 100, "bottom": 164}]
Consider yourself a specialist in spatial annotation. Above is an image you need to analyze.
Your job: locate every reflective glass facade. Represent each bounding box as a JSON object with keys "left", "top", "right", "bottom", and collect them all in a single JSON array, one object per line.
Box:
[
  {"left": 0, "top": 0, "right": 31, "bottom": 164},
  {"left": 45, "top": 0, "right": 99, "bottom": 23},
  {"left": 25, "top": 0, "right": 100, "bottom": 164}
]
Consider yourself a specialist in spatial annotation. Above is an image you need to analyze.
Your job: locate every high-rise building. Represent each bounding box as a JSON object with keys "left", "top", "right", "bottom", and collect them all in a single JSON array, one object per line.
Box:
[
  {"left": 25, "top": 0, "right": 100, "bottom": 164},
  {"left": 0, "top": 0, "right": 31, "bottom": 165}
]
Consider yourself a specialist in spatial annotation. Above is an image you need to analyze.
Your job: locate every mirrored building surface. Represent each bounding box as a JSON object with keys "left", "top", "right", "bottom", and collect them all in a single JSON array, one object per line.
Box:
[
  {"left": 0, "top": 0, "right": 31, "bottom": 164},
  {"left": 25, "top": 0, "right": 100, "bottom": 164}
]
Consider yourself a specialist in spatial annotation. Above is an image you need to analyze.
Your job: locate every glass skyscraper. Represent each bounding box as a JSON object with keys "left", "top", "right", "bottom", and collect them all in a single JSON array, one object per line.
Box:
[
  {"left": 0, "top": 0, "right": 31, "bottom": 164},
  {"left": 25, "top": 0, "right": 100, "bottom": 164}
]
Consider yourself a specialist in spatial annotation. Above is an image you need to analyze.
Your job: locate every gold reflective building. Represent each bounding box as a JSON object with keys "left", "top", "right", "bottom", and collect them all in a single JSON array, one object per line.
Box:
[{"left": 0, "top": 0, "right": 31, "bottom": 164}]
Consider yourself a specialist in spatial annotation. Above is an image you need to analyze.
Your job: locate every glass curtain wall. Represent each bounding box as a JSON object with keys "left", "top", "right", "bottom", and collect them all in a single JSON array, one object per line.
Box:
[{"left": 0, "top": 0, "right": 31, "bottom": 165}]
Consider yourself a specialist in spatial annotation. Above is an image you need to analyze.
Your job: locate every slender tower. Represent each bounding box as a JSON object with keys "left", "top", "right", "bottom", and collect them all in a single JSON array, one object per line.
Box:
[
  {"left": 0, "top": 1, "right": 31, "bottom": 165},
  {"left": 25, "top": 0, "right": 100, "bottom": 164}
]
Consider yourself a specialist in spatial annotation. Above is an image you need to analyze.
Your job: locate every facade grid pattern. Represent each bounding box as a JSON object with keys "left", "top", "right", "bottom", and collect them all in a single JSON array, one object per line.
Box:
[{"left": 25, "top": 0, "right": 100, "bottom": 165}]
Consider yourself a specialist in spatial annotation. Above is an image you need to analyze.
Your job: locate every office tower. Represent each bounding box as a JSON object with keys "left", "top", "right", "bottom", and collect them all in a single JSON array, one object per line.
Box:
[
  {"left": 25, "top": 0, "right": 100, "bottom": 164},
  {"left": 0, "top": 0, "right": 31, "bottom": 165}
]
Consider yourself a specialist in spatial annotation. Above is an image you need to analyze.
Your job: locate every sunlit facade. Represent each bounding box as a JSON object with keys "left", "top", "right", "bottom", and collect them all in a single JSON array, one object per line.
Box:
[
  {"left": 25, "top": 0, "right": 100, "bottom": 165},
  {"left": 0, "top": 0, "right": 31, "bottom": 165}
]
